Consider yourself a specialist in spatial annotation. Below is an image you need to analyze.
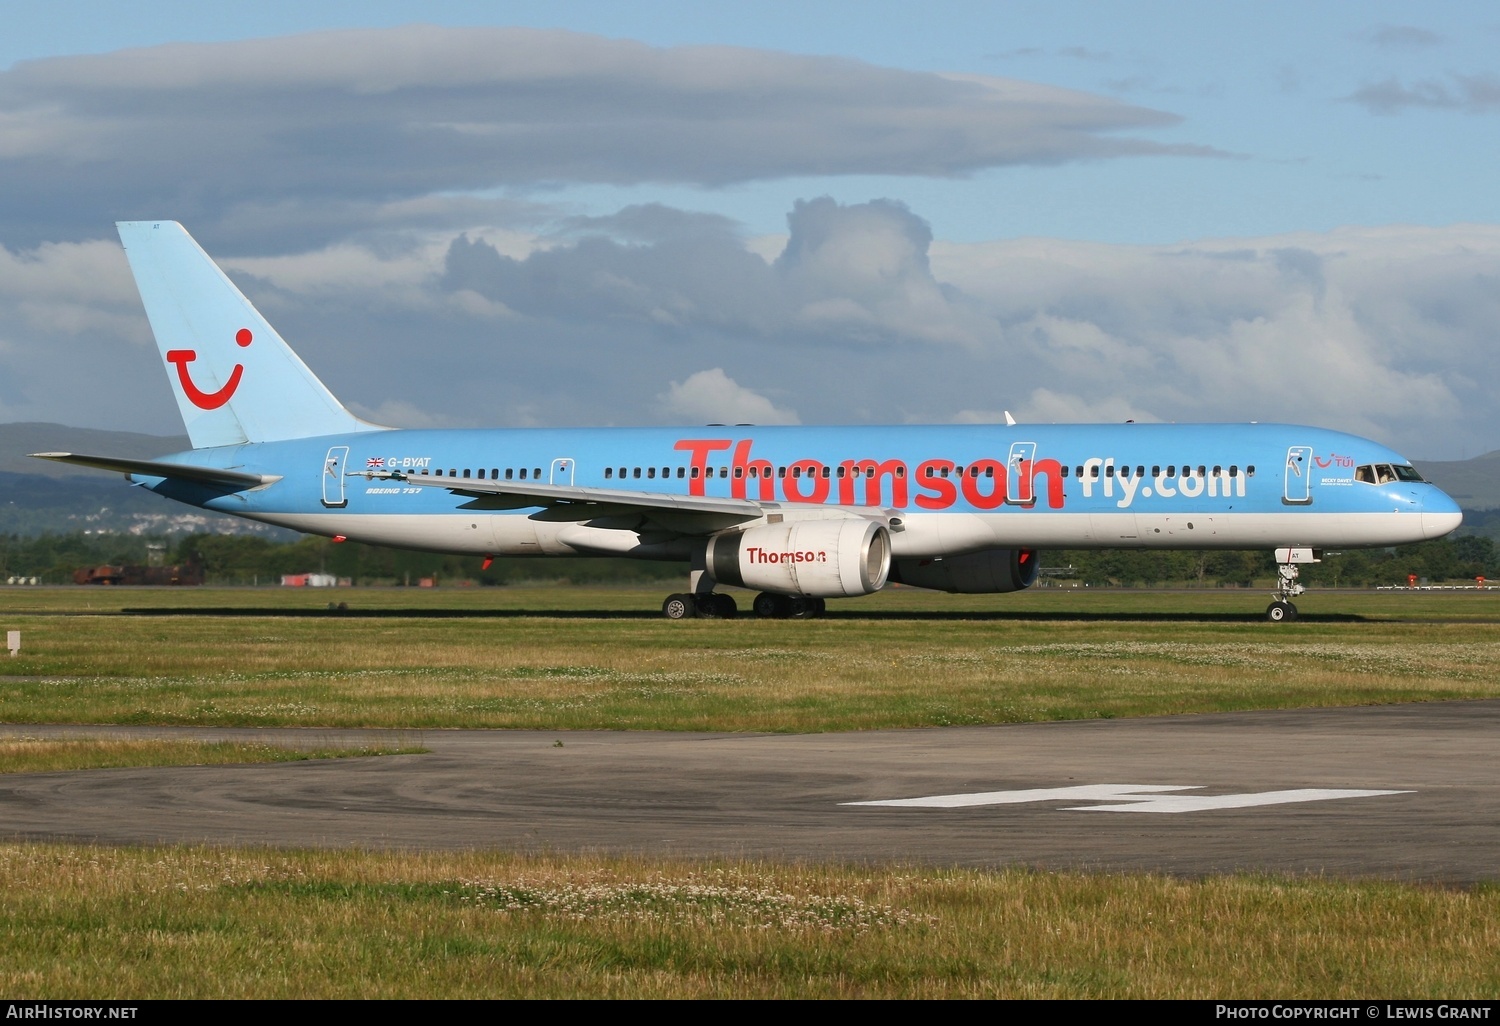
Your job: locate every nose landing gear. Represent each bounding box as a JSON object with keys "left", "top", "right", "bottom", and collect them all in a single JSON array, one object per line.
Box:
[{"left": 1267, "top": 546, "right": 1318, "bottom": 623}]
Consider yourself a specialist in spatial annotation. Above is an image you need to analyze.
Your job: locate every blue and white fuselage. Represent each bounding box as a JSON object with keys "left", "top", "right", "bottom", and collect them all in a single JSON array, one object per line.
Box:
[
  {"left": 32, "top": 222, "right": 1462, "bottom": 619},
  {"left": 139, "top": 423, "right": 1458, "bottom": 559}
]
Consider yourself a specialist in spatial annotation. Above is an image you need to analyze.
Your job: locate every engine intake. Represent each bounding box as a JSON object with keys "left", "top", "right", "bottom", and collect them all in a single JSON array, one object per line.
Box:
[
  {"left": 888, "top": 548, "right": 1040, "bottom": 594},
  {"left": 707, "top": 519, "right": 891, "bottom": 597}
]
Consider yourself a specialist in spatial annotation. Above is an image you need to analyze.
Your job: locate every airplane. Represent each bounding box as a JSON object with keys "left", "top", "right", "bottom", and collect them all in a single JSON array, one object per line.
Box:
[{"left": 31, "top": 221, "right": 1463, "bottom": 622}]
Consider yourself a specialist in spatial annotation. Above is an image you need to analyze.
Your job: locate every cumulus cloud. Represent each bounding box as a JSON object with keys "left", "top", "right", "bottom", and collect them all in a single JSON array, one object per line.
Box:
[
  {"left": 0, "top": 26, "right": 1211, "bottom": 248},
  {"left": 658, "top": 368, "right": 799, "bottom": 426},
  {"left": 2, "top": 201, "right": 1496, "bottom": 460}
]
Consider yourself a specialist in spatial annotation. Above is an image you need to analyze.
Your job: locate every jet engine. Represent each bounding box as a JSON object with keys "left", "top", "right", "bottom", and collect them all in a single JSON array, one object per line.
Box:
[
  {"left": 707, "top": 519, "right": 891, "bottom": 597},
  {"left": 888, "top": 548, "right": 1039, "bottom": 593}
]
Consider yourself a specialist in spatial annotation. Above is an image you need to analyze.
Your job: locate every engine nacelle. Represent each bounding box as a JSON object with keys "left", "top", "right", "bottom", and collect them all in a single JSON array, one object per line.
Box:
[
  {"left": 888, "top": 548, "right": 1040, "bottom": 594},
  {"left": 707, "top": 519, "right": 891, "bottom": 598}
]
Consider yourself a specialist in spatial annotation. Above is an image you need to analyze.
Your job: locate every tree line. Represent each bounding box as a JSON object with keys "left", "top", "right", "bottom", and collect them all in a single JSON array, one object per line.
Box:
[{"left": 1, "top": 531, "right": 1494, "bottom": 588}]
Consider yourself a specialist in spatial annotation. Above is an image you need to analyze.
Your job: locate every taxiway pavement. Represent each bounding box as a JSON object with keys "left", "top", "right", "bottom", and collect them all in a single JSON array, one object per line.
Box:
[{"left": 2, "top": 700, "right": 1496, "bottom": 881}]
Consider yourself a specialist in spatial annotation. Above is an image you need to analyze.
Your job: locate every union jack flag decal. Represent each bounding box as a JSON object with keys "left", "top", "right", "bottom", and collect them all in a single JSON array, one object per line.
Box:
[{"left": 366, "top": 457, "right": 385, "bottom": 469}]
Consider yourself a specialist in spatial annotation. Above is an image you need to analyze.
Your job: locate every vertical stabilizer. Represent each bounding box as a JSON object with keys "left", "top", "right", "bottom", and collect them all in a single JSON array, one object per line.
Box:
[{"left": 117, "top": 221, "right": 378, "bottom": 448}]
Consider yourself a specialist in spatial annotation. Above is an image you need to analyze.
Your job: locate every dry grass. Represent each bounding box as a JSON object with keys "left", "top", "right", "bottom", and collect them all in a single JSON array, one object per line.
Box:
[
  {"left": 0, "top": 737, "right": 423, "bottom": 775},
  {"left": 0, "top": 845, "right": 1494, "bottom": 998}
]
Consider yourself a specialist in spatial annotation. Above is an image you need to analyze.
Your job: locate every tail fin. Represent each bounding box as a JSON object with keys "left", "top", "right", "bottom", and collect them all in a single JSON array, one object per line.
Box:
[{"left": 117, "top": 221, "right": 380, "bottom": 448}]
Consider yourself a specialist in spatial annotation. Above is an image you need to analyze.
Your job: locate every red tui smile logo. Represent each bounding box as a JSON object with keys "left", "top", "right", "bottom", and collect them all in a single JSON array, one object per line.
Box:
[{"left": 166, "top": 328, "right": 252, "bottom": 410}]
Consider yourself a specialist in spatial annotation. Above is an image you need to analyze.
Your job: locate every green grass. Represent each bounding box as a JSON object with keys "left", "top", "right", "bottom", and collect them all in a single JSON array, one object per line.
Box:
[
  {"left": 0, "top": 736, "right": 425, "bottom": 774},
  {"left": 0, "top": 587, "right": 1496, "bottom": 730},
  {"left": 0, "top": 846, "right": 1494, "bottom": 998}
]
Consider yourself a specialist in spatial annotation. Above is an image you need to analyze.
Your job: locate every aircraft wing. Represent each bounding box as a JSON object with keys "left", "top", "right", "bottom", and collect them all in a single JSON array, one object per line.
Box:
[
  {"left": 393, "top": 473, "right": 766, "bottom": 527},
  {"left": 28, "top": 452, "right": 278, "bottom": 490}
]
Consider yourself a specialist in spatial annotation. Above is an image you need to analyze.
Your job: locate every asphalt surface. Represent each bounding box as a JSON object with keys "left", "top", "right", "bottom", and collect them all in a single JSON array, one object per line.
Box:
[{"left": 2, "top": 700, "right": 1497, "bottom": 882}]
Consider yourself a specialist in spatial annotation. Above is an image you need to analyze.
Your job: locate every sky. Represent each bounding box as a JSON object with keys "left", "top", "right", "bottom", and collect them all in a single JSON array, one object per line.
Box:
[{"left": 0, "top": 1, "right": 1496, "bottom": 459}]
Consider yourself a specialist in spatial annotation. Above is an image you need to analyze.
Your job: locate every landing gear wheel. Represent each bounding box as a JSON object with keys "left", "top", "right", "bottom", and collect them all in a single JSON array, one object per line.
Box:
[
  {"left": 711, "top": 593, "right": 738, "bottom": 619},
  {"left": 753, "top": 592, "right": 790, "bottom": 619},
  {"left": 663, "top": 593, "right": 695, "bottom": 620},
  {"left": 1266, "top": 601, "right": 1298, "bottom": 623}
]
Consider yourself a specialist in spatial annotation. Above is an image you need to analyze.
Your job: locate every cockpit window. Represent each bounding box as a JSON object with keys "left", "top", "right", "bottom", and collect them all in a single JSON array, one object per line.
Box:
[{"left": 1355, "top": 463, "right": 1424, "bottom": 485}]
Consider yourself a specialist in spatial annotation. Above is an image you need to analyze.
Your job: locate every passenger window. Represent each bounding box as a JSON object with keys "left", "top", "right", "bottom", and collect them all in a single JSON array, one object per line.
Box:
[
  {"left": 778, "top": 466, "right": 786, "bottom": 478},
  {"left": 1061, "top": 466, "right": 1070, "bottom": 478},
  {"left": 1075, "top": 466, "right": 1083, "bottom": 478},
  {"left": 633, "top": 467, "right": 641, "bottom": 479},
  {"left": 821, "top": 466, "right": 831, "bottom": 478},
  {"left": 720, "top": 468, "right": 728, "bottom": 478},
  {"left": 1090, "top": 466, "right": 1100, "bottom": 478},
  {"left": 518, "top": 468, "right": 526, "bottom": 480},
  {"left": 691, "top": 467, "right": 700, "bottom": 479},
  {"left": 1212, "top": 465, "right": 1221, "bottom": 477},
  {"left": 463, "top": 469, "right": 470, "bottom": 478},
  {"left": 941, "top": 467, "right": 951, "bottom": 478},
  {"left": 1152, "top": 466, "right": 1160, "bottom": 478},
  {"left": 505, "top": 469, "right": 513, "bottom": 480},
  {"left": 605, "top": 468, "right": 613, "bottom": 479},
  {"left": 983, "top": 466, "right": 992, "bottom": 478},
  {"left": 1136, "top": 466, "right": 1145, "bottom": 477},
  {"left": 731, "top": 467, "right": 740, "bottom": 479},
  {"left": 534, "top": 468, "right": 542, "bottom": 479},
  {"left": 1247, "top": 465, "right": 1255, "bottom": 477},
  {"left": 647, "top": 467, "right": 656, "bottom": 479},
  {"left": 1106, "top": 465, "right": 1115, "bottom": 478},
  {"left": 1166, "top": 466, "right": 1175, "bottom": 478},
  {"left": 1197, "top": 466, "right": 1206, "bottom": 478},
  {"left": 1229, "top": 466, "right": 1238, "bottom": 478},
  {"left": 491, "top": 469, "right": 498, "bottom": 479}
]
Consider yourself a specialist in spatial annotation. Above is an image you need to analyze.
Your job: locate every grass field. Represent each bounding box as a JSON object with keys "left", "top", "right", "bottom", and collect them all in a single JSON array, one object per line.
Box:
[
  {"left": 0, "top": 846, "right": 1496, "bottom": 999},
  {"left": 1, "top": 586, "right": 1497, "bottom": 730},
  {"left": 1, "top": 584, "right": 1497, "bottom": 998}
]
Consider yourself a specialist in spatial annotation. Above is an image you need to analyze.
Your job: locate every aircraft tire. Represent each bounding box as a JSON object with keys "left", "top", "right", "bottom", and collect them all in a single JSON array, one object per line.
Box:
[
  {"left": 1266, "top": 601, "right": 1295, "bottom": 623},
  {"left": 663, "top": 594, "right": 695, "bottom": 620},
  {"left": 753, "top": 592, "right": 789, "bottom": 619},
  {"left": 712, "top": 593, "right": 738, "bottom": 619}
]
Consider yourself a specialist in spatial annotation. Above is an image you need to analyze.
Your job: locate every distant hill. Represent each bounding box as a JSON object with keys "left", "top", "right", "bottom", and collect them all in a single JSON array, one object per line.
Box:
[
  {"left": 1, "top": 421, "right": 1495, "bottom": 538},
  {"left": 0, "top": 422, "right": 285, "bottom": 538},
  {"left": 0, "top": 422, "right": 189, "bottom": 477},
  {"left": 1414, "top": 450, "right": 1500, "bottom": 512}
]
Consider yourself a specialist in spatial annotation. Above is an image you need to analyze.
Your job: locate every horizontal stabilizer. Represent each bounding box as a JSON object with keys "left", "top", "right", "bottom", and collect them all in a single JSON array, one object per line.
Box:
[{"left": 28, "top": 452, "right": 277, "bottom": 490}]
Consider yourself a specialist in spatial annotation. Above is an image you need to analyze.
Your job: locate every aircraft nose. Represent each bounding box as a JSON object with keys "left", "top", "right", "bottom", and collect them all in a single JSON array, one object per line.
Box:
[{"left": 1421, "top": 488, "right": 1463, "bottom": 539}]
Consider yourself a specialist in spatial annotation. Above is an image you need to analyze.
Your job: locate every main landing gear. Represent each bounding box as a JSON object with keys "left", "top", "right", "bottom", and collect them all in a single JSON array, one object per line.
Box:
[
  {"left": 662, "top": 592, "right": 738, "bottom": 620},
  {"left": 661, "top": 590, "right": 826, "bottom": 619}
]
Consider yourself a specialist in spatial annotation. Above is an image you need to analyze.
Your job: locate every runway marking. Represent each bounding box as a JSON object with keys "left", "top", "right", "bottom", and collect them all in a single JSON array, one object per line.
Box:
[{"left": 844, "top": 784, "right": 1414, "bottom": 814}]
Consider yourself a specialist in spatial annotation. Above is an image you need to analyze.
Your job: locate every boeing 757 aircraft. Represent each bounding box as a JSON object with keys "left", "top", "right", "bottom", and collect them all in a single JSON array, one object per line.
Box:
[{"left": 32, "top": 222, "right": 1462, "bottom": 621}]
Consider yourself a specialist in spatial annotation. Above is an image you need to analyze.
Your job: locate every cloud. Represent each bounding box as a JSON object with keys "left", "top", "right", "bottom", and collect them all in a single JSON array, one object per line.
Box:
[
  {"left": 658, "top": 369, "right": 799, "bottom": 426},
  {"left": 2, "top": 202, "right": 1497, "bottom": 460},
  {"left": 1348, "top": 74, "right": 1500, "bottom": 114},
  {"left": 0, "top": 26, "right": 1208, "bottom": 249},
  {"left": 1363, "top": 25, "right": 1443, "bottom": 49}
]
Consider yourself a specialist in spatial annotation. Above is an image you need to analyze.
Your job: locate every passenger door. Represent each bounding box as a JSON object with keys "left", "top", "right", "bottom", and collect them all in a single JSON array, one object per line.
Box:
[
  {"left": 1282, "top": 445, "right": 1313, "bottom": 505},
  {"left": 321, "top": 446, "right": 349, "bottom": 508}
]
